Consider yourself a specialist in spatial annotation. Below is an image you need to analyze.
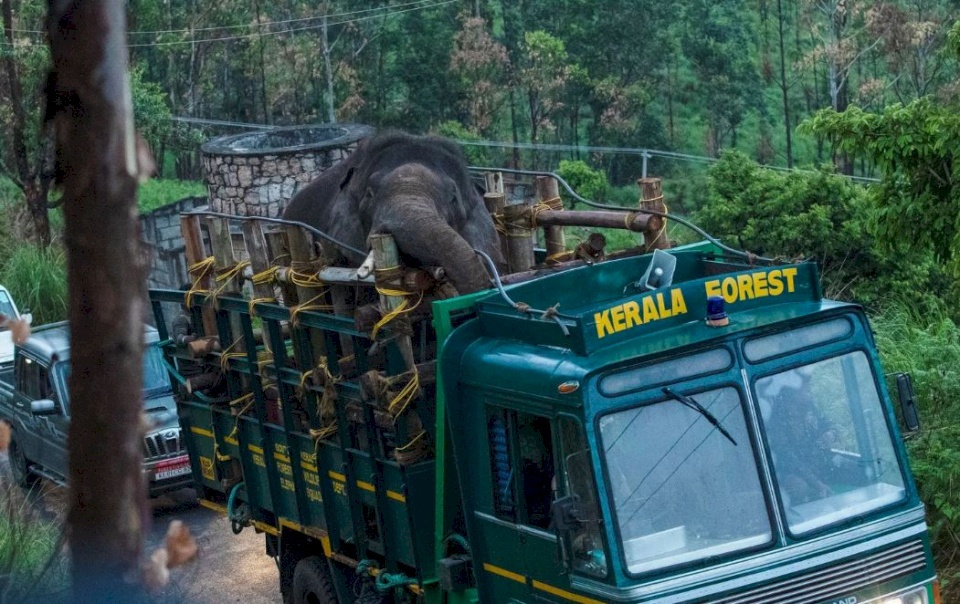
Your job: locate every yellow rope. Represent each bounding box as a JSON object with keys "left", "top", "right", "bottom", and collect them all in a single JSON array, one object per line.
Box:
[
  {"left": 644, "top": 201, "right": 670, "bottom": 251},
  {"left": 225, "top": 394, "right": 255, "bottom": 442},
  {"left": 219, "top": 337, "right": 245, "bottom": 373},
  {"left": 289, "top": 269, "right": 324, "bottom": 288},
  {"left": 395, "top": 429, "right": 427, "bottom": 452},
  {"left": 186, "top": 257, "right": 216, "bottom": 308},
  {"left": 251, "top": 265, "right": 280, "bottom": 286},
  {"left": 248, "top": 296, "right": 278, "bottom": 317},
  {"left": 388, "top": 371, "right": 420, "bottom": 419},
  {"left": 370, "top": 292, "right": 423, "bottom": 340},
  {"left": 289, "top": 291, "right": 335, "bottom": 327}
]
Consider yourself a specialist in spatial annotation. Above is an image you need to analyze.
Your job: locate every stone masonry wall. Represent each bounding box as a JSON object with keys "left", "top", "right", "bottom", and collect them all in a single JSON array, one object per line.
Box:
[
  {"left": 142, "top": 196, "right": 209, "bottom": 290},
  {"left": 201, "top": 146, "right": 358, "bottom": 217}
]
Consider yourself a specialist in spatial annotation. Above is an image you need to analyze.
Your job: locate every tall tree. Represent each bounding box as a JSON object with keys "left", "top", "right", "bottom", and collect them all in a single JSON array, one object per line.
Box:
[
  {"left": 450, "top": 12, "right": 510, "bottom": 137},
  {"left": 1, "top": 0, "right": 52, "bottom": 246},
  {"left": 46, "top": 0, "right": 151, "bottom": 599}
]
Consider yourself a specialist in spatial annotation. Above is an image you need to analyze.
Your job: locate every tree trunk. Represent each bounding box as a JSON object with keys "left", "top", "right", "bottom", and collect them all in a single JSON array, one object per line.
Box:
[
  {"left": 776, "top": 0, "right": 793, "bottom": 168},
  {"left": 46, "top": 0, "right": 149, "bottom": 600},
  {"left": 2, "top": 0, "right": 51, "bottom": 247},
  {"left": 322, "top": 8, "right": 336, "bottom": 123}
]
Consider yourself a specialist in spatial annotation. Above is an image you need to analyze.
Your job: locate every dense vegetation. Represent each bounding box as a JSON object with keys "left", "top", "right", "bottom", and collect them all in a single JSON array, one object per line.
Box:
[{"left": 1, "top": 0, "right": 959, "bottom": 596}]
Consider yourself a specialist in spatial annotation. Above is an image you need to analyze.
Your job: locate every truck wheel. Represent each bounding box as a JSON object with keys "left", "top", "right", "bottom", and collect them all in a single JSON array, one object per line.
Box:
[
  {"left": 291, "top": 556, "right": 338, "bottom": 604},
  {"left": 8, "top": 433, "right": 38, "bottom": 488}
]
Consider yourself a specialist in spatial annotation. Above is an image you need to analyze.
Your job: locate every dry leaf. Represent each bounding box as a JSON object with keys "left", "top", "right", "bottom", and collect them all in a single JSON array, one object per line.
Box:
[
  {"left": 165, "top": 520, "right": 198, "bottom": 568},
  {"left": 142, "top": 548, "right": 170, "bottom": 591}
]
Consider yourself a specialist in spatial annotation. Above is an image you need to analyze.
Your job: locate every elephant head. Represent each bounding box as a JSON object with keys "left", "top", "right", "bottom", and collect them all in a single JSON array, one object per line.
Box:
[{"left": 283, "top": 132, "right": 504, "bottom": 294}]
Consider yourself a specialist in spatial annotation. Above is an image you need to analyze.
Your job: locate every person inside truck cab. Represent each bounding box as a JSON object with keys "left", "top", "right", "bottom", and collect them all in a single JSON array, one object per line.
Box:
[{"left": 761, "top": 373, "right": 838, "bottom": 505}]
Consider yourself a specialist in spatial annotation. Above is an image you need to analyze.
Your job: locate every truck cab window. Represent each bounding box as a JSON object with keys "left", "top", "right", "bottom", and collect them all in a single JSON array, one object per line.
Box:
[
  {"left": 17, "top": 356, "right": 41, "bottom": 400},
  {"left": 486, "top": 409, "right": 556, "bottom": 530}
]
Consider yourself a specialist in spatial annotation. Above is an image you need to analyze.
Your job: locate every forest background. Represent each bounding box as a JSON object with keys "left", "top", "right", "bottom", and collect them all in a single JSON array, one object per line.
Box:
[{"left": 1, "top": 0, "right": 960, "bottom": 598}]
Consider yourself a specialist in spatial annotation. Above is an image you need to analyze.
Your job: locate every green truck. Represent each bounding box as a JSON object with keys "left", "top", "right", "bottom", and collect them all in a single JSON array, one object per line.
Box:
[{"left": 150, "top": 202, "right": 939, "bottom": 604}]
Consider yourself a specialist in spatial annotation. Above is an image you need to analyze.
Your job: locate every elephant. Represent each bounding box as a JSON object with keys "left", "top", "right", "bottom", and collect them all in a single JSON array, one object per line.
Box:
[{"left": 282, "top": 131, "right": 504, "bottom": 294}]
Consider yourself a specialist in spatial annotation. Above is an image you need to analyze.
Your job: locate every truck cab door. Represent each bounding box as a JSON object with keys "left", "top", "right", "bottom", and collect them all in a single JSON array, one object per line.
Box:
[
  {"left": 11, "top": 354, "right": 45, "bottom": 465},
  {"left": 35, "top": 362, "right": 68, "bottom": 480}
]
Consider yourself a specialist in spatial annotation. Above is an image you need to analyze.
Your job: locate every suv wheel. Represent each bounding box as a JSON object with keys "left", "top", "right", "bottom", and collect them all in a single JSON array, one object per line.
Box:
[{"left": 8, "top": 433, "right": 38, "bottom": 488}]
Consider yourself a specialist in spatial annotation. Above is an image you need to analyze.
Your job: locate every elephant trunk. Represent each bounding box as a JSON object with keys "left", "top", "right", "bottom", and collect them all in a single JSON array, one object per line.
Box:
[{"left": 374, "top": 200, "right": 492, "bottom": 295}]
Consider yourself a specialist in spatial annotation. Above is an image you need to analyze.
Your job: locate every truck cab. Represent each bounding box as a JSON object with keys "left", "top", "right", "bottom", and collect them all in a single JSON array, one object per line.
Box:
[
  {"left": 443, "top": 247, "right": 933, "bottom": 603},
  {"left": 0, "top": 322, "right": 193, "bottom": 496}
]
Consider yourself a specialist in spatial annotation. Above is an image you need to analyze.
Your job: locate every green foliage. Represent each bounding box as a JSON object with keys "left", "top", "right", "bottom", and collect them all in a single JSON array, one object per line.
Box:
[
  {"left": 435, "top": 121, "right": 493, "bottom": 167},
  {"left": 871, "top": 302, "right": 960, "bottom": 596},
  {"left": 0, "top": 245, "right": 68, "bottom": 325},
  {"left": 0, "top": 493, "right": 68, "bottom": 603},
  {"left": 130, "top": 65, "right": 173, "bottom": 159},
  {"left": 800, "top": 100, "right": 960, "bottom": 272},
  {"left": 137, "top": 178, "right": 206, "bottom": 213},
  {"left": 694, "top": 151, "right": 950, "bottom": 308},
  {"left": 557, "top": 159, "right": 609, "bottom": 202}
]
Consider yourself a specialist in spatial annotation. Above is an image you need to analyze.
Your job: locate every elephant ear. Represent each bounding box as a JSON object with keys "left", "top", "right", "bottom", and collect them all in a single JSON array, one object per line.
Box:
[{"left": 339, "top": 167, "right": 355, "bottom": 190}]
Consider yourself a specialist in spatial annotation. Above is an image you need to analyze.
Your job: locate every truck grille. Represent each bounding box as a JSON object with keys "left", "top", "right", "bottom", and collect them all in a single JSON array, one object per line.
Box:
[
  {"left": 715, "top": 539, "right": 926, "bottom": 604},
  {"left": 143, "top": 429, "right": 184, "bottom": 459}
]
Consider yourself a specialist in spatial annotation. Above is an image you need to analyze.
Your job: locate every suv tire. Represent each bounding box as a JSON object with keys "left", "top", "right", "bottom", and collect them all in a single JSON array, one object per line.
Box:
[{"left": 8, "top": 432, "right": 38, "bottom": 488}]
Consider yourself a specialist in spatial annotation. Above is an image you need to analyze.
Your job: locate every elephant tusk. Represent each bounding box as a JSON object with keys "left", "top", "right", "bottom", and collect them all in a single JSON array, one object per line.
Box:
[{"left": 357, "top": 250, "right": 376, "bottom": 279}]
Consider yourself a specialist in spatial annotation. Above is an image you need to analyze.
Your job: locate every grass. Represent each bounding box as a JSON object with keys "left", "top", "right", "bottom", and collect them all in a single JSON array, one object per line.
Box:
[
  {"left": 137, "top": 178, "right": 207, "bottom": 213},
  {"left": 0, "top": 245, "right": 67, "bottom": 326},
  {"left": 0, "top": 486, "right": 68, "bottom": 603},
  {"left": 871, "top": 300, "right": 960, "bottom": 598}
]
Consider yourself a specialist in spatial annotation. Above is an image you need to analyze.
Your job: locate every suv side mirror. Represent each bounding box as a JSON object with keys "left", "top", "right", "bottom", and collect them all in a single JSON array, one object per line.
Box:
[
  {"left": 896, "top": 373, "right": 920, "bottom": 433},
  {"left": 31, "top": 399, "right": 58, "bottom": 415}
]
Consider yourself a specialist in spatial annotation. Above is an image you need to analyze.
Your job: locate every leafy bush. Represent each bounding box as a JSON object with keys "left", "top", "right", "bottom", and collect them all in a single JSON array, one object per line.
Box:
[
  {"left": 871, "top": 301, "right": 960, "bottom": 598},
  {"left": 557, "top": 159, "right": 609, "bottom": 203},
  {"left": 0, "top": 245, "right": 68, "bottom": 325},
  {"left": 693, "top": 151, "right": 951, "bottom": 310}
]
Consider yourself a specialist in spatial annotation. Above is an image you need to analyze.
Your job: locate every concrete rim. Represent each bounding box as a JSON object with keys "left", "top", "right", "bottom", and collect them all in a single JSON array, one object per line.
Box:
[{"left": 200, "top": 123, "right": 373, "bottom": 156}]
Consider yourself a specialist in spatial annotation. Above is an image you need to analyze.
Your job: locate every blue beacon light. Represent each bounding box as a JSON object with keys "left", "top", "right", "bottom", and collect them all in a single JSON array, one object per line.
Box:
[{"left": 706, "top": 296, "right": 729, "bottom": 327}]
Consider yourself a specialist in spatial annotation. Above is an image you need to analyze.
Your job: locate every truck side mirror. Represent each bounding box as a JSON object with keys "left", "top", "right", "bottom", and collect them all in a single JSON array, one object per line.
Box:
[
  {"left": 896, "top": 373, "right": 920, "bottom": 433},
  {"left": 550, "top": 495, "right": 582, "bottom": 532},
  {"left": 30, "top": 399, "right": 58, "bottom": 415}
]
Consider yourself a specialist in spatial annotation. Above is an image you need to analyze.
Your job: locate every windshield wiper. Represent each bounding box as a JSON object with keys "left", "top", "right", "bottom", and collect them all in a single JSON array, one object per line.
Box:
[{"left": 662, "top": 387, "right": 737, "bottom": 446}]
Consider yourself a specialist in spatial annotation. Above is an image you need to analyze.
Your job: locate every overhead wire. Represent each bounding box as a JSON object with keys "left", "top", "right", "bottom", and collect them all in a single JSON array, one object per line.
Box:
[{"left": 3, "top": 0, "right": 457, "bottom": 47}]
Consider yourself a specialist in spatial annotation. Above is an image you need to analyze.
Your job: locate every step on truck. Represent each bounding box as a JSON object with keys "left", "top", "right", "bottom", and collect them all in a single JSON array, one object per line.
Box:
[{"left": 150, "top": 171, "right": 940, "bottom": 604}]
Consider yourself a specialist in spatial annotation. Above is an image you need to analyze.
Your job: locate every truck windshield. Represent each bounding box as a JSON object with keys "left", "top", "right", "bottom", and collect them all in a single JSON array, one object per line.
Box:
[
  {"left": 54, "top": 344, "right": 172, "bottom": 405},
  {"left": 599, "top": 386, "right": 771, "bottom": 575},
  {"left": 755, "top": 352, "right": 906, "bottom": 535}
]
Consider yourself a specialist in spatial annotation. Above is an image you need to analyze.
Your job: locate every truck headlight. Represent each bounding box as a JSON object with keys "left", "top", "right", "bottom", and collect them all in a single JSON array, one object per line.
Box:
[{"left": 881, "top": 586, "right": 928, "bottom": 604}]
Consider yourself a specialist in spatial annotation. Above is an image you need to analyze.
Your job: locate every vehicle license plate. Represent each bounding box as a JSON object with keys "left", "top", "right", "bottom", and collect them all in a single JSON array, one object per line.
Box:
[{"left": 155, "top": 457, "right": 191, "bottom": 480}]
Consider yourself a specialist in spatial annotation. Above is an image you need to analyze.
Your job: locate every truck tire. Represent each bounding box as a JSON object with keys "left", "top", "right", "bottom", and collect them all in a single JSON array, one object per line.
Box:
[
  {"left": 8, "top": 432, "right": 38, "bottom": 488},
  {"left": 291, "top": 556, "right": 338, "bottom": 604}
]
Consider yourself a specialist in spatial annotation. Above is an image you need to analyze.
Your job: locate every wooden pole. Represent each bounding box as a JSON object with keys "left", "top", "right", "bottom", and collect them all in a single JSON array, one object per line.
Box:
[
  {"left": 503, "top": 201, "right": 535, "bottom": 273},
  {"left": 536, "top": 176, "right": 566, "bottom": 261},
  {"left": 532, "top": 209, "right": 663, "bottom": 232},
  {"left": 48, "top": 0, "right": 149, "bottom": 597},
  {"left": 638, "top": 177, "right": 669, "bottom": 251},
  {"left": 370, "top": 234, "right": 415, "bottom": 372},
  {"left": 286, "top": 225, "right": 327, "bottom": 368},
  {"left": 207, "top": 217, "right": 248, "bottom": 387},
  {"left": 181, "top": 214, "right": 218, "bottom": 335},
  {"left": 483, "top": 171, "right": 508, "bottom": 263},
  {"left": 264, "top": 229, "right": 300, "bottom": 307}
]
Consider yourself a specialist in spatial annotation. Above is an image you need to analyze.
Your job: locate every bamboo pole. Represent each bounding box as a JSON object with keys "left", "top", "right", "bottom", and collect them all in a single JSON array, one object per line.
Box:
[
  {"left": 483, "top": 171, "right": 508, "bottom": 263},
  {"left": 264, "top": 229, "right": 300, "bottom": 307},
  {"left": 207, "top": 217, "right": 246, "bottom": 357},
  {"left": 285, "top": 225, "right": 327, "bottom": 368},
  {"left": 532, "top": 209, "right": 663, "bottom": 232},
  {"left": 638, "top": 177, "right": 669, "bottom": 251},
  {"left": 536, "top": 176, "right": 566, "bottom": 261},
  {"left": 370, "top": 234, "right": 416, "bottom": 373},
  {"left": 503, "top": 201, "right": 535, "bottom": 273}
]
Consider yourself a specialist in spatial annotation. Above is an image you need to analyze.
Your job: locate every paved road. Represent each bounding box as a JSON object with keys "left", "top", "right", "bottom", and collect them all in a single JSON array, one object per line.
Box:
[{"left": 0, "top": 452, "right": 281, "bottom": 603}]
